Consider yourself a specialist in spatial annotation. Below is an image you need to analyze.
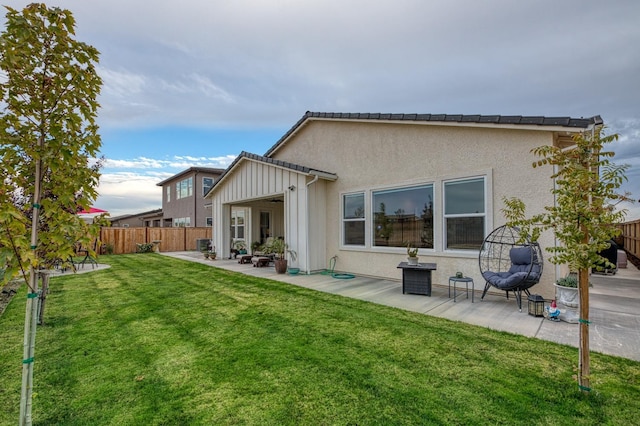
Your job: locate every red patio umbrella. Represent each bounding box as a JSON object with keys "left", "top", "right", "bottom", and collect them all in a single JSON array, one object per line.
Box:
[{"left": 77, "top": 207, "right": 108, "bottom": 214}]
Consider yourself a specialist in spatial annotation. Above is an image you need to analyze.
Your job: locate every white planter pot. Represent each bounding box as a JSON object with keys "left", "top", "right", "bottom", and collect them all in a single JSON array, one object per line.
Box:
[
  {"left": 554, "top": 283, "right": 579, "bottom": 308},
  {"left": 407, "top": 256, "right": 419, "bottom": 266}
]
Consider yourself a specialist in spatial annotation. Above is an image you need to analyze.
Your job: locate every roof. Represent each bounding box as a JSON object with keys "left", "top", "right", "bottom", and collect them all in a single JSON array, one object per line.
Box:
[
  {"left": 264, "top": 111, "right": 603, "bottom": 157},
  {"left": 156, "top": 167, "right": 226, "bottom": 187},
  {"left": 110, "top": 208, "right": 163, "bottom": 221},
  {"left": 205, "top": 151, "right": 337, "bottom": 197}
]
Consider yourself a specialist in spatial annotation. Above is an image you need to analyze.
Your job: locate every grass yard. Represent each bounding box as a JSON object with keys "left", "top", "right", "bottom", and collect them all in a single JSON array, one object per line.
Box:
[{"left": 1, "top": 254, "right": 639, "bottom": 425}]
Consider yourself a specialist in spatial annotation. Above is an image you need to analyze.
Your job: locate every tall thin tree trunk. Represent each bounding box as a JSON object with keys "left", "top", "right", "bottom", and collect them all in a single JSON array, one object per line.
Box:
[
  {"left": 19, "top": 277, "right": 39, "bottom": 426},
  {"left": 20, "top": 136, "right": 43, "bottom": 426},
  {"left": 578, "top": 230, "right": 590, "bottom": 392}
]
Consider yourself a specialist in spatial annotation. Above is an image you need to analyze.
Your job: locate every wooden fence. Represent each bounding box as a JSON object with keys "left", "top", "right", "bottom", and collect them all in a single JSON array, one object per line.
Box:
[
  {"left": 100, "top": 227, "right": 212, "bottom": 254},
  {"left": 620, "top": 219, "right": 640, "bottom": 260}
]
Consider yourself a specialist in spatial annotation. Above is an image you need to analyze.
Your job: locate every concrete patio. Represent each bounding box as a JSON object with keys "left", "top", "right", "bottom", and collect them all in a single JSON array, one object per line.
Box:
[{"left": 162, "top": 251, "right": 640, "bottom": 362}]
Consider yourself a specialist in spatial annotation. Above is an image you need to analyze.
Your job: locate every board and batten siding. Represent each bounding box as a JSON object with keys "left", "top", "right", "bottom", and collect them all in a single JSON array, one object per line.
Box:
[{"left": 210, "top": 157, "right": 329, "bottom": 272}]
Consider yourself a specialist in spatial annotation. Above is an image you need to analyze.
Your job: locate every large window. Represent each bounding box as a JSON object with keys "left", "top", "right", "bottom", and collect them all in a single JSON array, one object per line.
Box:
[
  {"left": 343, "top": 193, "right": 365, "bottom": 246},
  {"left": 176, "top": 177, "right": 193, "bottom": 199},
  {"left": 203, "top": 177, "right": 214, "bottom": 196},
  {"left": 372, "top": 185, "right": 433, "bottom": 248},
  {"left": 444, "top": 177, "right": 485, "bottom": 250}
]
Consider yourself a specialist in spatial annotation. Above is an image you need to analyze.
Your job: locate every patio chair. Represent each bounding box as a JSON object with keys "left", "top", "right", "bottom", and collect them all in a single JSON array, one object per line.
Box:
[
  {"left": 76, "top": 240, "right": 98, "bottom": 269},
  {"left": 478, "top": 225, "right": 544, "bottom": 311}
]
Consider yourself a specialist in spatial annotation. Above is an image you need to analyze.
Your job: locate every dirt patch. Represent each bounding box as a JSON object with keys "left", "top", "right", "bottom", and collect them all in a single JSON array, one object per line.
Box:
[{"left": 0, "top": 280, "right": 23, "bottom": 317}]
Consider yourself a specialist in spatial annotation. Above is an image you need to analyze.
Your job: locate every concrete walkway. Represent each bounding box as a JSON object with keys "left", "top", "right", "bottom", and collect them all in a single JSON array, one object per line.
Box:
[{"left": 162, "top": 251, "right": 640, "bottom": 362}]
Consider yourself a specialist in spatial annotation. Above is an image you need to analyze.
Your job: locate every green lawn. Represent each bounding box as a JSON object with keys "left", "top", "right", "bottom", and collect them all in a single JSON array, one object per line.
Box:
[{"left": 1, "top": 254, "right": 638, "bottom": 425}]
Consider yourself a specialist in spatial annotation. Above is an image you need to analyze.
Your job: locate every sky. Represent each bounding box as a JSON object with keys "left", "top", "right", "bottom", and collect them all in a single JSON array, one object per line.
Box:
[{"left": 3, "top": 0, "right": 640, "bottom": 220}]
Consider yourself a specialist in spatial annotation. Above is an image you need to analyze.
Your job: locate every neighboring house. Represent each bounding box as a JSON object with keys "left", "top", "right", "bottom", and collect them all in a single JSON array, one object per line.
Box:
[
  {"left": 205, "top": 112, "right": 602, "bottom": 298},
  {"left": 110, "top": 208, "right": 163, "bottom": 228},
  {"left": 157, "top": 167, "right": 225, "bottom": 227}
]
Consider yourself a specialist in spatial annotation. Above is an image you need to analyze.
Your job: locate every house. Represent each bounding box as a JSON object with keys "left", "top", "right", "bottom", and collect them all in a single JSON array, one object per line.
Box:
[
  {"left": 205, "top": 112, "right": 602, "bottom": 298},
  {"left": 157, "top": 167, "right": 225, "bottom": 227},
  {"left": 110, "top": 208, "right": 163, "bottom": 228}
]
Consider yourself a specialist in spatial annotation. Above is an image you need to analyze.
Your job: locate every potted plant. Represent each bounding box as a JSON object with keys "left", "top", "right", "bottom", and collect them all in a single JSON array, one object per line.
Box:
[
  {"left": 208, "top": 246, "right": 217, "bottom": 260},
  {"left": 554, "top": 273, "right": 578, "bottom": 308},
  {"left": 251, "top": 240, "right": 262, "bottom": 255},
  {"left": 234, "top": 240, "right": 247, "bottom": 254},
  {"left": 406, "top": 243, "right": 419, "bottom": 265},
  {"left": 202, "top": 250, "right": 209, "bottom": 259},
  {"left": 270, "top": 239, "right": 296, "bottom": 274}
]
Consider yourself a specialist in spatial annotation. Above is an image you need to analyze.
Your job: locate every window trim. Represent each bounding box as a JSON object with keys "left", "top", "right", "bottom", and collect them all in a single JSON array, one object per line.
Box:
[
  {"left": 176, "top": 177, "right": 193, "bottom": 200},
  {"left": 371, "top": 183, "right": 434, "bottom": 251},
  {"left": 341, "top": 192, "right": 366, "bottom": 247},
  {"left": 231, "top": 209, "right": 246, "bottom": 240},
  {"left": 338, "top": 171, "right": 492, "bottom": 254},
  {"left": 442, "top": 176, "right": 487, "bottom": 252},
  {"left": 203, "top": 177, "right": 214, "bottom": 196}
]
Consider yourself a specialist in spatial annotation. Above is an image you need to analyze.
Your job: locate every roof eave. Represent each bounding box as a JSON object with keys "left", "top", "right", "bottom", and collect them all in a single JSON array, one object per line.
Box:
[
  {"left": 264, "top": 112, "right": 603, "bottom": 158},
  {"left": 205, "top": 152, "right": 337, "bottom": 199}
]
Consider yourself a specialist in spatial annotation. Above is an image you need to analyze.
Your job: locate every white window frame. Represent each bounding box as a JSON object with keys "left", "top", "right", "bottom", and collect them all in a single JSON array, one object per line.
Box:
[
  {"left": 342, "top": 192, "right": 366, "bottom": 247},
  {"left": 371, "top": 183, "right": 434, "bottom": 250},
  {"left": 338, "top": 171, "right": 491, "bottom": 254},
  {"left": 176, "top": 177, "right": 193, "bottom": 200},
  {"left": 442, "top": 176, "right": 487, "bottom": 252},
  {"left": 231, "top": 209, "right": 245, "bottom": 240},
  {"left": 173, "top": 217, "right": 191, "bottom": 227},
  {"left": 203, "top": 177, "right": 214, "bottom": 196}
]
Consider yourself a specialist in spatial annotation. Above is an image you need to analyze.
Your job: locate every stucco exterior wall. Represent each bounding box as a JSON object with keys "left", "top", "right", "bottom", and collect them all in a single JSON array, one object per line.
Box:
[{"left": 270, "top": 119, "right": 563, "bottom": 298}]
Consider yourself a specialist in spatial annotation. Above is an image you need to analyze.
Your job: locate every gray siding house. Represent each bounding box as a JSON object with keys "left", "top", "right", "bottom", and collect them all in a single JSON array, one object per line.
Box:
[{"left": 157, "top": 167, "right": 225, "bottom": 227}]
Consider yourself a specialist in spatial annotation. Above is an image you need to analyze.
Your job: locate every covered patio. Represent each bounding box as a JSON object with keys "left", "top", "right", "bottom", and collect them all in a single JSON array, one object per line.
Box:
[{"left": 206, "top": 152, "right": 337, "bottom": 273}]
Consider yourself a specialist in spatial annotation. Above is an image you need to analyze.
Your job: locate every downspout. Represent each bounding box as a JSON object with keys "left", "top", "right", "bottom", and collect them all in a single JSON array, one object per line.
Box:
[{"left": 305, "top": 174, "right": 320, "bottom": 274}]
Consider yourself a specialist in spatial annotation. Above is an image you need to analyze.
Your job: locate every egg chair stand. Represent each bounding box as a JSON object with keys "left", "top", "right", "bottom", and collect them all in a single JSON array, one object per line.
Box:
[{"left": 478, "top": 225, "right": 544, "bottom": 311}]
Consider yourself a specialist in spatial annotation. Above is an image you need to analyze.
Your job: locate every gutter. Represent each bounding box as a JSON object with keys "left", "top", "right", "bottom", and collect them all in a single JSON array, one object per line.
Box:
[{"left": 305, "top": 174, "right": 320, "bottom": 274}]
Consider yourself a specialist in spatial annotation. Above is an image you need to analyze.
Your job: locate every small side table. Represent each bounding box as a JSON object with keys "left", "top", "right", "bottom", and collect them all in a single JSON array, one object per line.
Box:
[
  {"left": 397, "top": 262, "right": 437, "bottom": 296},
  {"left": 448, "top": 276, "right": 475, "bottom": 302}
]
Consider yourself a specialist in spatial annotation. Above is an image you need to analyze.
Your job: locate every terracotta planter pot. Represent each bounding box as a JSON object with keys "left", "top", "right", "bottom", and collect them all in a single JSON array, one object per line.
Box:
[{"left": 274, "top": 259, "right": 287, "bottom": 274}]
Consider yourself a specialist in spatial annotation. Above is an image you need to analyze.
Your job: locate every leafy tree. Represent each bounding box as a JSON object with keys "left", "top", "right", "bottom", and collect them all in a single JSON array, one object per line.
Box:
[
  {"left": 503, "top": 126, "right": 630, "bottom": 393},
  {"left": 0, "top": 4, "right": 103, "bottom": 424}
]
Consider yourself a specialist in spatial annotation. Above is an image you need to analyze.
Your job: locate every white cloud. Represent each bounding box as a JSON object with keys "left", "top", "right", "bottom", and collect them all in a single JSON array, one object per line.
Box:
[
  {"left": 98, "top": 66, "right": 146, "bottom": 98},
  {"left": 103, "top": 157, "right": 168, "bottom": 169},
  {"left": 94, "top": 171, "right": 164, "bottom": 216},
  {"left": 173, "top": 155, "right": 236, "bottom": 168},
  {"left": 189, "top": 74, "right": 236, "bottom": 103}
]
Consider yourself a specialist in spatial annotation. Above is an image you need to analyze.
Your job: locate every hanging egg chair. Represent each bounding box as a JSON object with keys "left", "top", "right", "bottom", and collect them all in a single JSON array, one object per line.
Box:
[{"left": 478, "top": 225, "right": 544, "bottom": 311}]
